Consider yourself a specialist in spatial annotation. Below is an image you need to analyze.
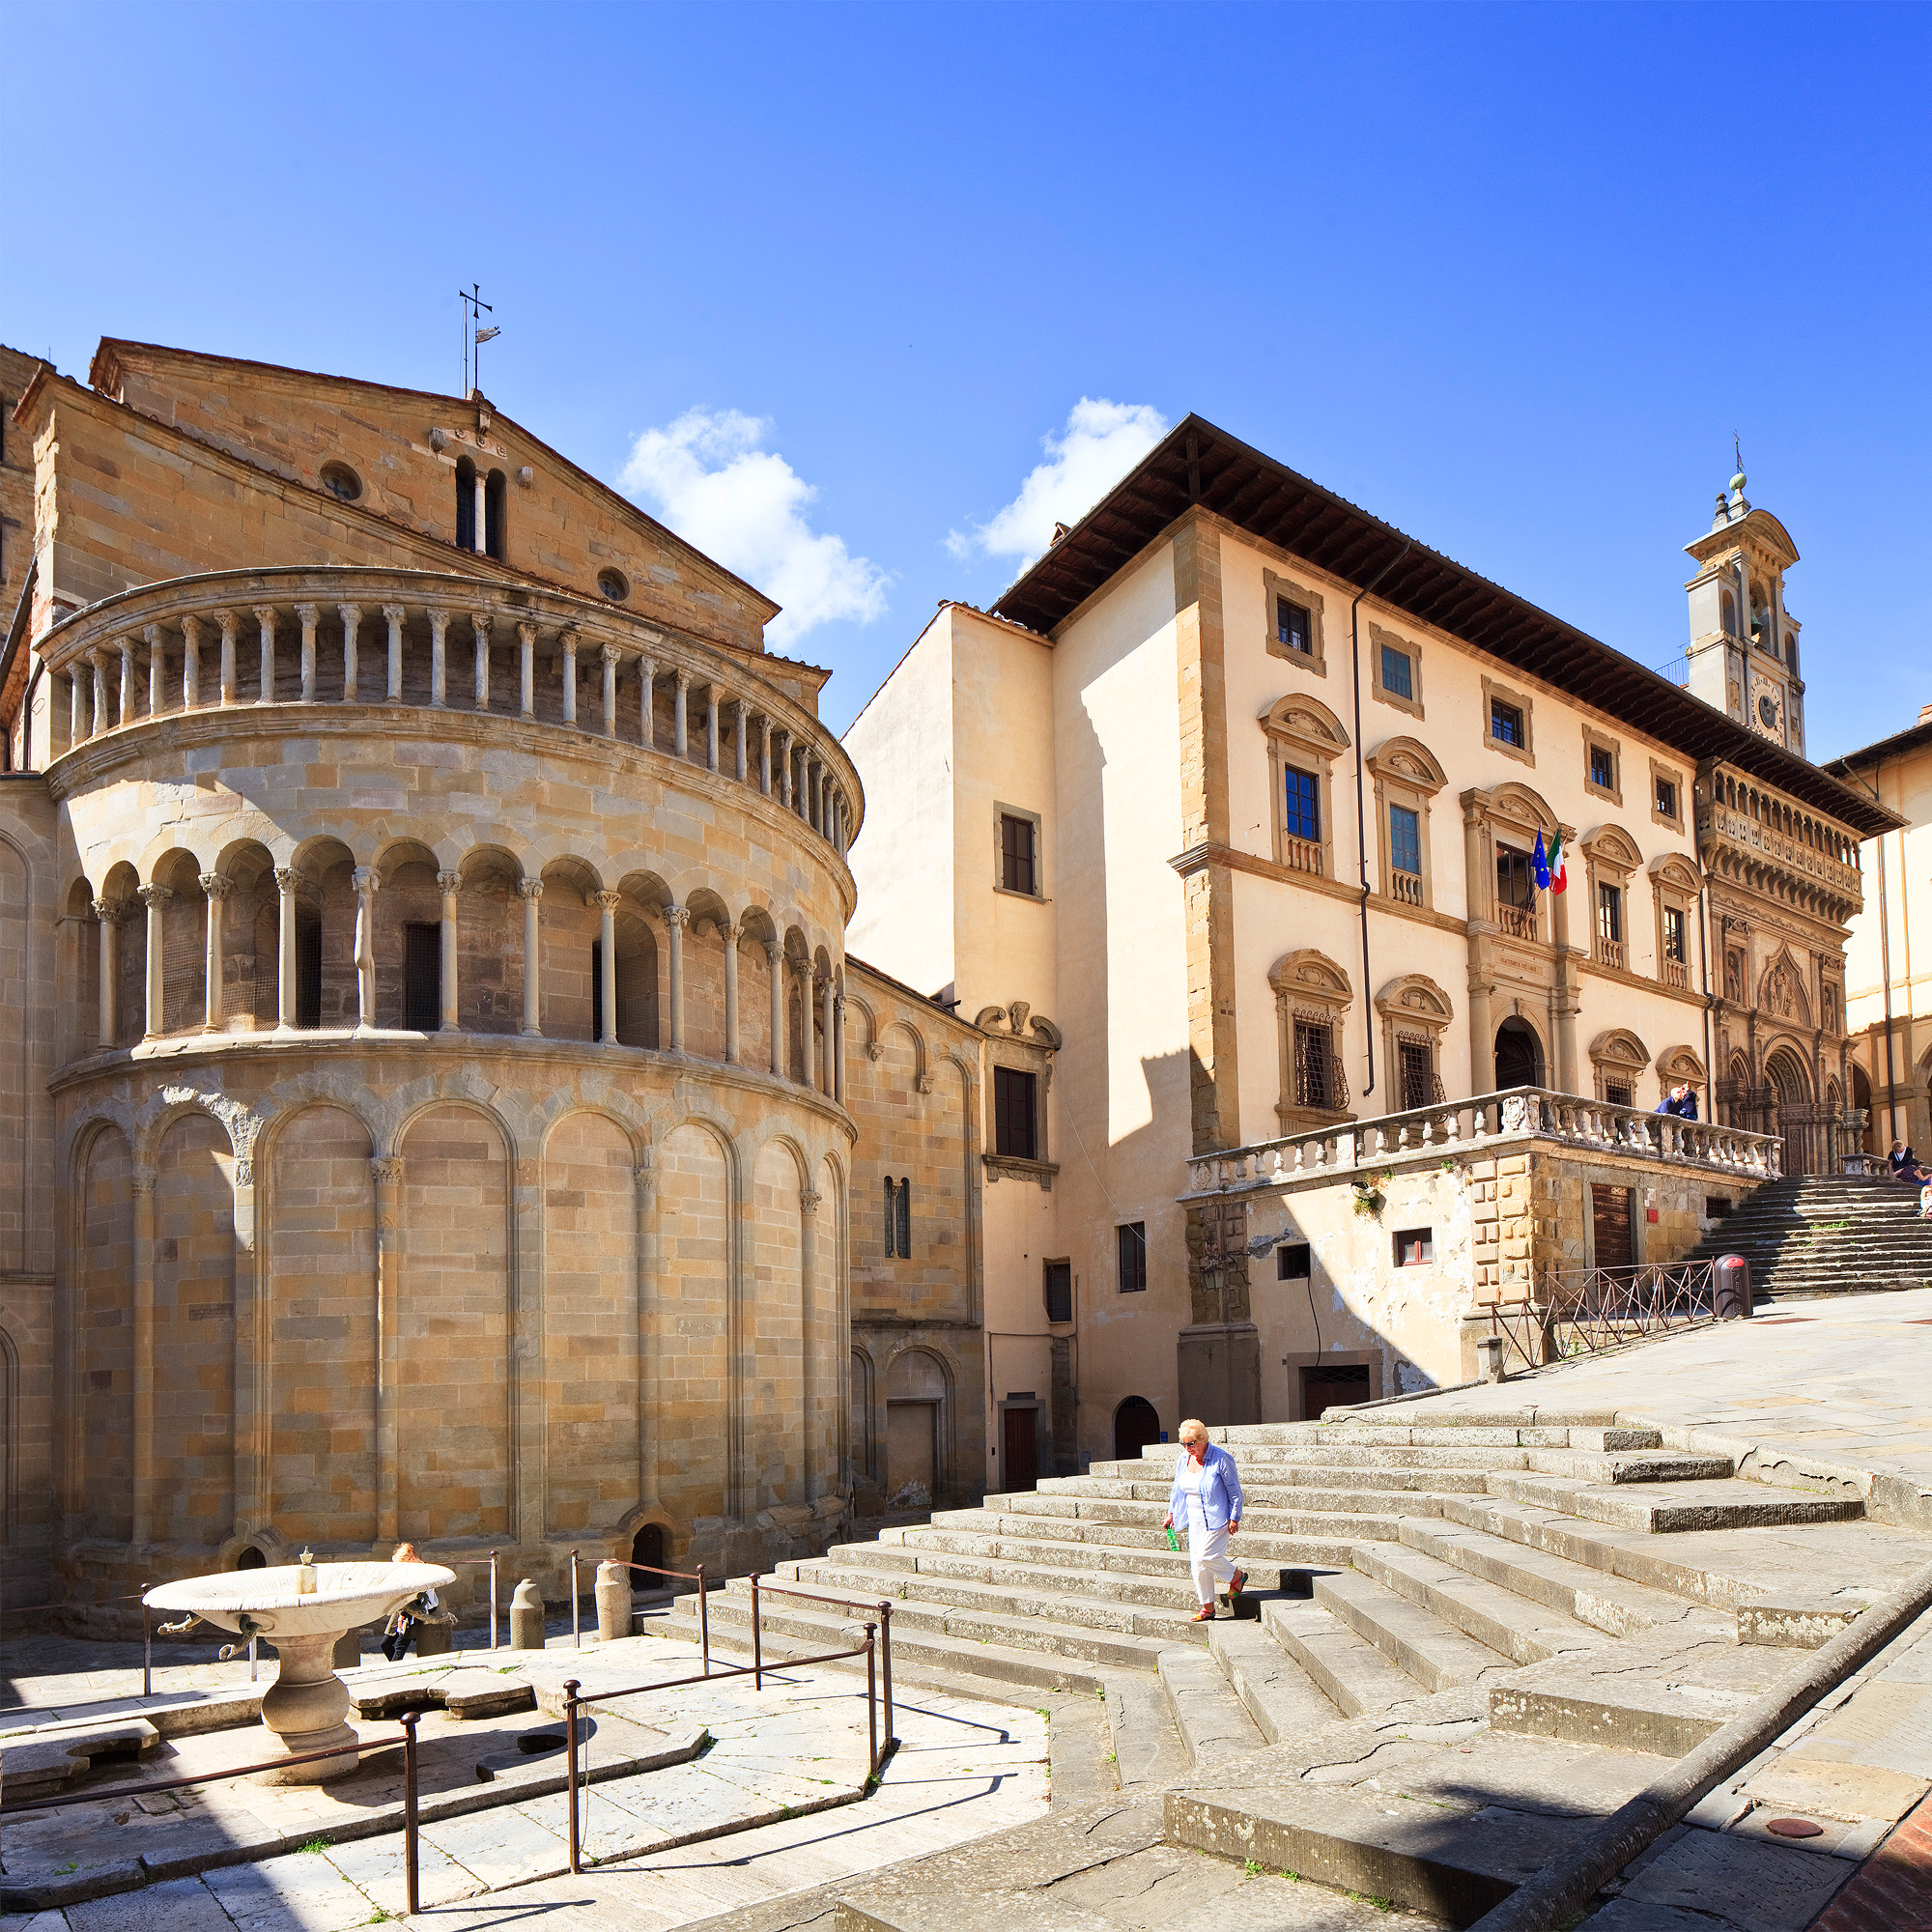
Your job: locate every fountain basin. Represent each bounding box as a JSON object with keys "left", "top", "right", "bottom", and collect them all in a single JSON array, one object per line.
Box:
[{"left": 144, "top": 1561, "right": 456, "bottom": 1781}]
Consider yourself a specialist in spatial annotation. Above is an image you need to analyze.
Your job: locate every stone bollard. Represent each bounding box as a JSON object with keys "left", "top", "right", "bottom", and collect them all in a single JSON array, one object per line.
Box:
[
  {"left": 1477, "top": 1335, "right": 1507, "bottom": 1384},
  {"left": 509, "top": 1577, "right": 545, "bottom": 1650},
  {"left": 595, "top": 1560, "right": 631, "bottom": 1643}
]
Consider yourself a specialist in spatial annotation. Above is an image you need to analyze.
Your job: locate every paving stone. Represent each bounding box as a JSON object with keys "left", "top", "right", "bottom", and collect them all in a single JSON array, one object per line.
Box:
[
  {"left": 64, "top": 1877, "right": 236, "bottom": 1932},
  {"left": 1617, "top": 1825, "right": 1851, "bottom": 1929}
]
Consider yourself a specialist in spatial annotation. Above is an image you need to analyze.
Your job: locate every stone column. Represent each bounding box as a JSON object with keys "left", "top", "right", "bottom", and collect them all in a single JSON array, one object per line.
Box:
[
  {"left": 638, "top": 656, "right": 656, "bottom": 746},
  {"left": 353, "top": 867, "right": 379, "bottom": 1027},
  {"left": 723, "top": 922, "right": 740, "bottom": 1063},
  {"left": 759, "top": 718, "right": 773, "bottom": 795},
  {"left": 834, "top": 992, "right": 845, "bottom": 1103},
  {"left": 705, "top": 687, "right": 720, "bottom": 771},
  {"left": 666, "top": 904, "right": 688, "bottom": 1052},
  {"left": 518, "top": 622, "right": 536, "bottom": 717},
  {"left": 68, "top": 666, "right": 82, "bottom": 748},
  {"left": 254, "top": 606, "right": 277, "bottom": 704},
  {"left": 182, "top": 614, "right": 203, "bottom": 710},
  {"left": 519, "top": 878, "right": 543, "bottom": 1034},
  {"left": 338, "top": 604, "right": 361, "bottom": 700},
  {"left": 595, "top": 890, "right": 620, "bottom": 1042},
  {"left": 473, "top": 467, "right": 488, "bottom": 553},
  {"left": 437, "top": 872, "right": 461, "bottom": 1029},
  {"left": 119, "top": 637, "right": 136, "bottom": 726},
  {"left": 767, "top": 941, "right": 785, "bottom": 1078},
  {"left": 601, "top": 644, "right": 619, "bottom": 737},
  {"left": 93, "top": 898, "right": 118, "bottom": 1047},
  {"left": 778, "top": 732, "right": 793, "bottom": 810},
  {"left": 275, "top": 867, "right": 298, "bottom": 1029},
  {"left": 734, "top": 700, "right": 749, "bottom": 781},
  {"left": 383, "top": 604, "right": 406, "bottom": 701},
  {"left": 634, "top": 1156, "right": 660, "bottom": 1511},
  {"left": 428, "top": 609, "right": 449, "bottom": 707},
  {"left": 1467, "top": 973, "right": 1493, "bottom": 1098},
  {"left": 143, "top": 623, "right": 164, "bottom": 716},
  {"left": 819, "top": 974, "right": 835, "bottom": 1094},
  {"left": 371, "top": 1155, "right": 403, "bottom": 1544},
  {"left": 131, "top": 1171, "right": 156, "bottom": 1547},
  {"left": 89, "top": 649, "right": 106, "bottom": 738},
  {"left": 561, "top": 633, "right": 578, "bottom": 724},
  {"left": 674, "top": 671, "right": 690, "bottom": 757},
  {"left": 138, "top": 884, "right": 172, "bottom": 1038},
  {"left": 807, "top": 757, "right": 819, "bottom": 833},
  {"left": 201, "top": 873, "right": 231, "bottom": 1032},
  {"left": 800, "top": 1186, "right": 823, "bottom": 1502},
  {"left": 472, "top": 611, "right": 492, "bottom": 709},
  {"left": 216, "top": 609, "right": 239, "bottom": 705},
  {"left": 296, "top": 602, "right": 320, "bottom": 702}
]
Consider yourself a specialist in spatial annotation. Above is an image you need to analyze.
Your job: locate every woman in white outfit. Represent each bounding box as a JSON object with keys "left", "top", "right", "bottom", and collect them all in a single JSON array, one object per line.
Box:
[{"left": 1162, "top": 1418, "right": 1246, "bottom": 1621}]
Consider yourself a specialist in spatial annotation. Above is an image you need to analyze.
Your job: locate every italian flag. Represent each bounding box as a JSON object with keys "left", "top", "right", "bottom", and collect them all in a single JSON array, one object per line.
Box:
[{"left": 1534, "top": 831, "right": 1568, "bottom": 894}]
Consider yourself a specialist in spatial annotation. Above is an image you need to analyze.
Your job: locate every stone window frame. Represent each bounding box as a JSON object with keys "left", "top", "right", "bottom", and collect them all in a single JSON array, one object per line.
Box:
[
  {"left": 1374, "top": 972, "right": 1454, "bottom": 1111},
  {"left": 1264, "top": 568, "right": 1327, "bottom": 676},
  {"left": 1647, "top": 852, "right": 1700, "bottom": 991},
  {"left": 1582, "top": 724, "right": 1622, "bottom": 808},
  {"left": 1464, "top": 780, "right": 1565, "bottom": 948},
  {"left": 1482, "top": 674, "right": 1535, "bottom": 767},
  {"left": 1260, "top": 694, "right": 1349, "bottom": 879},
  {"left": 1649, "top": 757, "right": 1686, "bottom": 832},
  {"left": 992, "top": 801, "right": 1044, "bottom": 902},
  {"left": 1579, "top": 825, "right": 1642, "bottom": 971},
  {"left": 1267, "top": 948, "right": 1355, "bottom": 1131},
  {"left": 980, "top": 1031, "right": 1057, "bottom": 1190},
  {"left": 1655, "top": 1041, "right": 1707, "bottom": 1112},
  {"left": 1366, "top": 736, "right": 1446, "bottom": 912},
  {"left": 1588, "top": 1026, "right": 1651, "bottom": 1106},
  {"left": 1369, "top": 623, "right": 1424, "bottom": 721}
]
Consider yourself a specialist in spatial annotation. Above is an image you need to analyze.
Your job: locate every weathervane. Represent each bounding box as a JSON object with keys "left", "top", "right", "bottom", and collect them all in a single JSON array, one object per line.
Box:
[{"left": 458, "top": 284, "right": 500, "bottom": 397}]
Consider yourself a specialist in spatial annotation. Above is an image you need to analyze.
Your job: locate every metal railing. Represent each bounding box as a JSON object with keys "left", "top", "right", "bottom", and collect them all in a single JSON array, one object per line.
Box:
[
  {"left": 1485, "top": 1259, "right": 1720, "bottom": 1369},
  {"left": 558, "top": 1575, "right": 895, "bottom": 1876},
  {"left": 565, "top": 1549, "right": 710, "bottom": 1669},
  {"left": 0, "top": 1717, "right": 426, "bottom": 1913}
]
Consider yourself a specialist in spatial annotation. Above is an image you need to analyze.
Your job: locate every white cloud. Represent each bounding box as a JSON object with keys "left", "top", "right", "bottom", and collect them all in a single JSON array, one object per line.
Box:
[
  {"left": 620, "top": 409, "right": 889, "bottom": 649},
  {"left": 948, "top": 398, "right": 1169, "bottom": 567}
]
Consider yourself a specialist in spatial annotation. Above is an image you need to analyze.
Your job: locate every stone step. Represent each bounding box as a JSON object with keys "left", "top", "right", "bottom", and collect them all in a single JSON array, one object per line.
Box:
[
  {"left": 1396, "top": 1516, "right": 1709, "bottom": 1638},
  {"left": 1520, "top": 1450, "right": 1733, "bottom": 1484},
  {"left": 1089, "top": 1458, "right": 1493, "bottom": 1493},
  {"left": 1313, "top": 1567, "right": 1519, "bottom": 1694},
  {"left": 1156, "top": 1643, "right": 1266, "bottom": 1769},
  {"left": 1258, "top": 1596, "right": 1432, "bottom": 1719},
  {"left": 1206, "top": 1617, "right": 1349, "bottom": 1743},
  {"left": 1351, "top": 1538, "right": 1612, "bottom": 1665},
  {"left": 1482, "top": 1468, "right": 1863, "bottom": 1534},
  {"left": 895, "top": 1514, "right": 1362, "bottom": 1570},
  {"left": 1033, "top": 1476, "right": 1454, "bottom": 1517},
  {"left": 1214, "top": 1408, "right": 1625, "bottom": 1442},
  {"left": 1103, "top": 1671, "right": 1192, "bottom": 1790},
  {"left": 983, "top": 1492, "right": 1406, "bottom": 1542}
]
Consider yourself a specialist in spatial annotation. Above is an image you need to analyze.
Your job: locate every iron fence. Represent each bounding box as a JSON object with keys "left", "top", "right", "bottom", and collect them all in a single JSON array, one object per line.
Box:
[{"left": 1486, "top": 1258, "right": 1719, "bottom": 1369}]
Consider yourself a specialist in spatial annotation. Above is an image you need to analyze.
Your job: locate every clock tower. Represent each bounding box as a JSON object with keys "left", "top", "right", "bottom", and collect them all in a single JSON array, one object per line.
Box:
[{"left": 1683, "top": 463, "right": 1805, "bottom": 755}]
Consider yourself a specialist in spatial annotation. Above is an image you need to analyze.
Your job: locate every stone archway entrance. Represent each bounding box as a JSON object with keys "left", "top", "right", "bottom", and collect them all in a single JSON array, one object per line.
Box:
[
  {"left": 1494, "top": 1018, "right": 1544, "bottom": 1093},
  {"left": 1766, "top": 1046, "right": 1826, "bottom": 1175}
]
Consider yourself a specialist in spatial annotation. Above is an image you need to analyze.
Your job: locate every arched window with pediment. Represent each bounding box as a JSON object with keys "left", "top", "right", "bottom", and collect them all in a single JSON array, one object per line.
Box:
[{"left": 1258, "top": 695, "right": 1350, "bottom": 880}]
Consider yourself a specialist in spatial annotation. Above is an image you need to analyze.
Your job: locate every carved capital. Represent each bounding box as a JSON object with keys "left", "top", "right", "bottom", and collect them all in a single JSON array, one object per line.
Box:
[
  {"left": 211, "top": 607, "right": 237, "bottom": 636},
  {"left": 427, "top": 608, "right": 451, "bottom": 638},
  {"left": 199, "top": 872, "right": 233, "bottom": 899},
  {"left": 295, "top": 602, "right": 320, "bottom": 628},
  {"left": 867, "top": 1041, "right": 884, "bottom": 1063},
  {"left": 337, "top": 603, "right": 362, "bottom": 629},
  {"left": 916, "top": 1073, "right": 933, "bottom": 1094},
  {"left": 765, "top": 941, "right": 782, "bottom": 965},
  {"left": 273, "top": 867, "right": 298, "bottom": 895},
  {"left": 517, "top": 620, "right": 537, "bottom": 648},
  {"left": 141, "top": 621, "right": 161, "bottom": 648},
  {"left": 592, "top": 890, "right": 622, "bottom": 912},
  {"left": 471, "top": 611, "right": 492, "bottom": 639},
  {"left": 353, "top": 867, "right": 379, "bottom": 895},
  {"left": 130, "top": 1172, "right": 156, "bottom": 1198},
  {"left": 437, "top": 870, "right": 462, "bottom": 895},
  {"left": 519, "top": 878, "right": 544, "bottom": 902},
  {"left": 675, "top": 668, "right": 691, "bottom": 690},
  {"left": 370, "top": 1156, "right": 405, "bottom": 1187},
  {"left": 601, "top": 641, "right": 622, "bottom": 667},
  {"left": 181, "top": 612, "right": 204, "bottom": 646},
  {"left": 136, "top": 884, "right": 173, "bottom": 910},
  {"left": 252, "top": 605, "right": 278, "bottom": 629},
  {"left": 91, "top": 896, "right": 113, "bottom": 923},
  {"left": 799, "top": 1188, "right": 822, "bottom": 1212},
  {"left": 734, "top": 698, "right": 749, "bottom": 720},
  {"left": 665, "top": 904, "right": 691, "bottom": 929},
  {"left": 382, "top": 603, "right": 407, "bottom": 626},
  {"left": 558, "top": 629, "right": 580, "bottom": 657}
]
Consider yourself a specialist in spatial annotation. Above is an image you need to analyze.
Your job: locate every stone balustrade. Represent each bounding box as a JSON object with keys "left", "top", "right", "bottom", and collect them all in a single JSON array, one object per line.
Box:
[
  {"left": 1181, "top": 1086, "right": 1784, "bottom": 1199},
  {"left": 39, "top": 566, "right": 860, "bottom": 856}
]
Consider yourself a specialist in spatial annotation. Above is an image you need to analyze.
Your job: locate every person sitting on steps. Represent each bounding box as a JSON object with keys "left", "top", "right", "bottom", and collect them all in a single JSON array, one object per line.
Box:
[
  {"left": 1162, "top": 1418, "right": 1245, "bottom": 1622},
  {"left": 1889, "top": 1142, "right": 1932, "bottom": 1184}
]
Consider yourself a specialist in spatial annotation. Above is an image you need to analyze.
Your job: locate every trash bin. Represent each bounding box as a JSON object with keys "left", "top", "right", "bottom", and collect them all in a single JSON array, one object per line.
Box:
[{"left": 1714, "top": 1253, "right": 1751, "bottom": 1320}]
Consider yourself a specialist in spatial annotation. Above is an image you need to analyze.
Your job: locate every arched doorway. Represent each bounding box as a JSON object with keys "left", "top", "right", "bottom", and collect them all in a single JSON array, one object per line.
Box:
[
  {"left": 1494, "top": 1018, "right": 1543, "bottom": 1093},
  {"left": 1766, "top": 1047, "right": 1819, "bottom": 1175},
  {"left": 632, "top": 1522, "right": 667, "bottom": 1583},
  {"left": 1852, "top": 1064, "right": 1876, "bottom": 1154},
  {"left": 1113, "top": 1397, "right": 1161, "bottom": 1463},
  {"left": 235, "top": 1546, "right": 267, "bottom": 1571}
]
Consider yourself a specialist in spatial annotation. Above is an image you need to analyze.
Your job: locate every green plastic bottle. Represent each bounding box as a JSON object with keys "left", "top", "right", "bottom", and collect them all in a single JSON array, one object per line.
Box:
[{"left": 1165, "top": 1525, "right": 1179, "bottom": 1552}]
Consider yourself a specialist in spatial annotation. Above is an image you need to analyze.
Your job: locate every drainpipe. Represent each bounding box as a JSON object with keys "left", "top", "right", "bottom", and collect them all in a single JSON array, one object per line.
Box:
[{"left": 1350, "top": 539, "right": 1411, "bottom": 1100}]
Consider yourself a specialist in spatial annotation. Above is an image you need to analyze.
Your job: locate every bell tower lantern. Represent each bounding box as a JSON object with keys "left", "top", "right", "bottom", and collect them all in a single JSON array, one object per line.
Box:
[{"left": 1683, "top": 461, "right": 1805, "bottom": 755}]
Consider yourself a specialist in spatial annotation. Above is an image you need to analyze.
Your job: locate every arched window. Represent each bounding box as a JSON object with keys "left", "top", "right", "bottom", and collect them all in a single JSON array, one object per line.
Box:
[
  {"left": 1721, "top": 589, "right": 1737, "bottom": 637},
  {"left": 455, "top": 456, "right": 476, "bottom": 550},
  {"left": 883, "top": 1177, "right": 912, "bottom": 1257},
  {"left": 485, "top": 469, "right": 506, "bottom": 560},
  {"left": 1114, "top": 1397, "right": 1161, "bottom": 1463}
]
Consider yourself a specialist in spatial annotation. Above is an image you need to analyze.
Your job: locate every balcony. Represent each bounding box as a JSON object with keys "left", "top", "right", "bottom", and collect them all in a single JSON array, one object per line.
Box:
[
  {"left": 1181, "top": 1087, "right": 1783, "bottom": 1200},
  {"left": 1495, "top": 902, "right": 1537, "bottom": 941},
  {"left": 1699, "top": 766, "right": 1862, "bottom": 923},
  {"left": 1662, "top": 957, "right": 1690, "bottom": 989},
  {"left": 1390, "top": 869, "right": 1424, "bottom": 907},
  {"left": 1596, "top": 937, "right": 1626, "bottom": 971},
  {"left": 1282, "top": 833, "right": 1323, "bottom": 877}
]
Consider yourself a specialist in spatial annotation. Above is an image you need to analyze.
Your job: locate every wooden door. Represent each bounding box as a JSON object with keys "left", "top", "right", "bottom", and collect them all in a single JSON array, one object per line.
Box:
[
  {"left": 1591, "top": 1184, "right": 1633, "bottom": 1270},
  {"left": 1001, "top": 1406, "right": 1038, "bottom": 1492}
]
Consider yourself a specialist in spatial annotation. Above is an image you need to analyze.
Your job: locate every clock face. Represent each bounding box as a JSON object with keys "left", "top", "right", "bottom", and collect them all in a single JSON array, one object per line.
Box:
[{"left": 1758, "top": 693, "right": 1778, "bottom": 730}]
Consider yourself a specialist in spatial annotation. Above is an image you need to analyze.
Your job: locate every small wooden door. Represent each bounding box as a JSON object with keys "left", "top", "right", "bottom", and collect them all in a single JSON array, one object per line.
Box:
[
  {"left": 1591, "top": 1184, "right": 1634, "bottom": 1270},
  {"left": 1001, "top": 1406, "right": 1038, "bottom": 1492}
]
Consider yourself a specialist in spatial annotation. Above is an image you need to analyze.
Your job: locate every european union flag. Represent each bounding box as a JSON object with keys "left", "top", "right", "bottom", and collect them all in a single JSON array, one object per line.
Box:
[{"left": 1532, "top": 832, "right": 1551, "bottom": 891}]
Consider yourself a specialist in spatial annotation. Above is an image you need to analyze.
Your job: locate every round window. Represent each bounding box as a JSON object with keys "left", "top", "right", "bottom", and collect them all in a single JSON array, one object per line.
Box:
[
  {"left": 1758, "top": 693, "right": 1778, "bottom": 730},
  {"left": 320, "top": 461, "right": 362, "bottom": 503},
  {"left": 598, "top": 569, "right": 629, "bottom": 602}
]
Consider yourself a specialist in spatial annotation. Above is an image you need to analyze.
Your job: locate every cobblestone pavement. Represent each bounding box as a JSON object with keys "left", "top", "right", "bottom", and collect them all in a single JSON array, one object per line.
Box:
[{"left": 1411, "top": 1286, "right": 1932, "bottom": 1513}]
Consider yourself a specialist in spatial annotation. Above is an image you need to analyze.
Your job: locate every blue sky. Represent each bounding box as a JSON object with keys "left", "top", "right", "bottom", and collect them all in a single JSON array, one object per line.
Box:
[{"left": 7, "top": 2, "right": 1927, "bottom": 753}]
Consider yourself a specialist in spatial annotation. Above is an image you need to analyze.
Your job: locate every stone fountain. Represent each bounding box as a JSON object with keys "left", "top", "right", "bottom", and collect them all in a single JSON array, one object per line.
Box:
[{"left": 144, "top": 1554, "right": 457, "bottom": 1782}]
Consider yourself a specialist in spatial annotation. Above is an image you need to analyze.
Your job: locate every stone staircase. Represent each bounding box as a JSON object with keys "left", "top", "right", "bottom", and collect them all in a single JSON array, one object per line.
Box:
[
  {"left": 666, "top": 1406, "right": 1932, "bottom": 1926},
  {"left": 1681, "top": 1172, "right": 1932, "bottom": 1297}
]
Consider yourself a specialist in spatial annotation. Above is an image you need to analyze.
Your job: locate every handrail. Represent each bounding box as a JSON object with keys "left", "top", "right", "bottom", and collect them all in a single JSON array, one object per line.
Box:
[
  {"left": 1, "top": 1716, "right": 426, "bottom": 1912},
  {"left": 746, "top": 1572, "right": 895, "bottom": 1769},
  {"left": 1485, "top": 1259, "right": 1724, "bottom": 1369}
]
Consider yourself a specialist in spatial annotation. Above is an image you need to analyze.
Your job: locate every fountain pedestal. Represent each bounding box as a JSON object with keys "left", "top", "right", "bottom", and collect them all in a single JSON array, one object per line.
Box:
[{"left": 257, "top": 1630, "right": 359, "bottom": 1783}]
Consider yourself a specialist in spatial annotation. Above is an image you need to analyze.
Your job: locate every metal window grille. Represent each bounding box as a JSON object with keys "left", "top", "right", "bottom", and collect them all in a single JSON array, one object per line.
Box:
[
  {"left": 1000, "top": 813, "right": 1037, "bottom": 895},
  {"left": 1293, "top": 1017, "right": 1348, "bottom": 1111},
  {"left": 296, "top": 916, "right": 322, "bottom": 1030},
  {"left": 883, "top": 1178, "right": 898, "bottom": 1258},
  {"left": 1380, "top": 643, "right": 1412, "bottom": 700},
  {"left": 404, "top": 923, "right": 440, "bottom": 1033},
  {"left": 895, "top": 1177, "right": 911, "bottom": 1258},
  {"left": 1605, "top": 1079, "right": 1634, "bottom": 1107},
  {"left": 1397, "top": 1035, "right": 1439, "bottom": 1112},
  {"left": 1043, "top": 1260, "right": 1072, "bottom": 1323},
  {"left": 1117, "top": 1222, "right": 1148, "bottom": 1293}
]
